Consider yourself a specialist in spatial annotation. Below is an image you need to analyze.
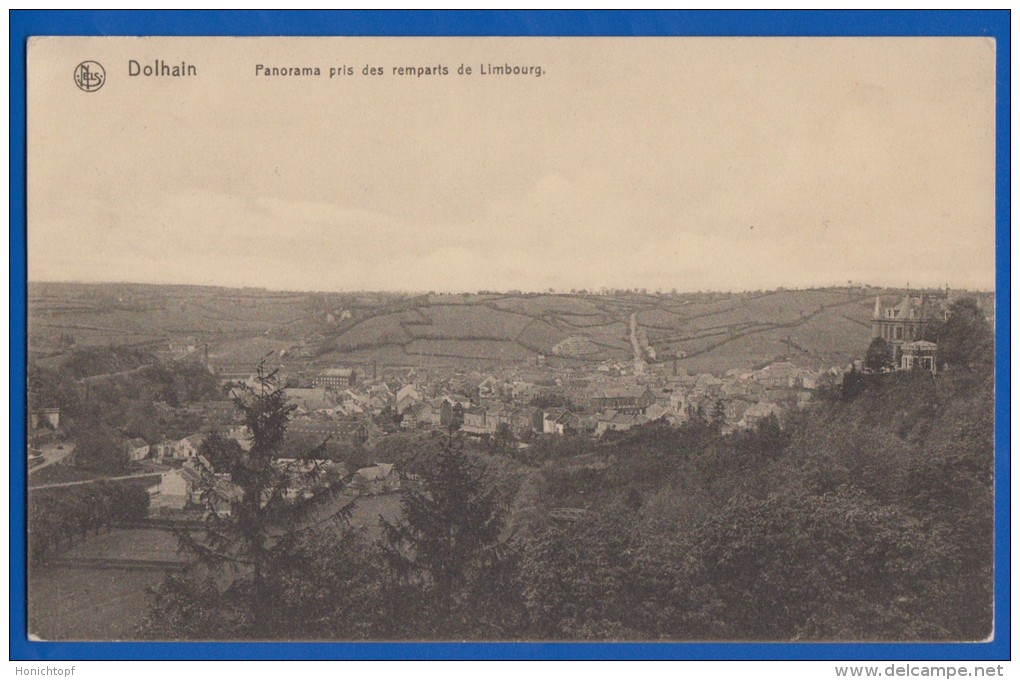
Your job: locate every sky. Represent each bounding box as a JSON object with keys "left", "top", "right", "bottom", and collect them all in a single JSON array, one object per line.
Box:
[{"left": 28, "top": 37, "right": 996, "bottom": 293}]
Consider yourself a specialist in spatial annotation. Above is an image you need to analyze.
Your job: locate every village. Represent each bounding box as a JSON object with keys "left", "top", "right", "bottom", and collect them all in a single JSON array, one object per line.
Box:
[{"left": 28, "top": 290, "right": 978, "bottom": 521}]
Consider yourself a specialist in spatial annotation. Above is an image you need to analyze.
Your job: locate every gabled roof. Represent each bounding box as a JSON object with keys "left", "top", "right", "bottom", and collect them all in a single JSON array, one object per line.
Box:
[
  {"left": 180, "top": 433, "right": 206, "bottom": 448},
  {"left": 318, "top": 368, "right": 355, "bottom": 377},
  {"left": 645, "top": 404, "right": 669, "bottom": 421},
  {"left": 356, "top": 463, "right": 395, "bottom": 481},
  {"left": 591, "top": 385, "right": 652, "bottom": 400},
  {"left": 874, "top": 294, "right": 948, "bottom": 321}
]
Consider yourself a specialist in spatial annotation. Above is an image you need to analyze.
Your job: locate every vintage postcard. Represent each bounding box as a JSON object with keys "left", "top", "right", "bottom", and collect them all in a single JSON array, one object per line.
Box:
[{"left": 25, "top": 36, "right": 996, "bottom": 642}]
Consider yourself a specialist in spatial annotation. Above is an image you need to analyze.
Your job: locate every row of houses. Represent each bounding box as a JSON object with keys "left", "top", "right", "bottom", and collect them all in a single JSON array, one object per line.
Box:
[{"left": 149, "top": 456, "right": 401, "bottom": 514}]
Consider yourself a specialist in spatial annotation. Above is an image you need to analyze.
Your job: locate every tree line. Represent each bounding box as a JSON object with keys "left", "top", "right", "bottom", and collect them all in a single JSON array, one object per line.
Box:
[{"left": 29, "top": 481, "right": 150, "bottom": 564}]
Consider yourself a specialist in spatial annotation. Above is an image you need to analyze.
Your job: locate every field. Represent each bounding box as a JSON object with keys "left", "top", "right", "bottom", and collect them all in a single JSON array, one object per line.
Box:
[
  {"left": 57, "top": 528, "right": 187, "bottom": 562},
  {"left": 323, "top": 289, "right": 882, "bottom": 371},
  {"left": 29, "top": 282, "right": 987, "bottom": 374},
  {"left": 28, "top": 566, "right": 165, "bottom": 640},
  {"left": 27, "top": 528, "right": 187, "bottom": 641},
  {"left": 26, "top": 495, "right": 403, "bottom": 640}
]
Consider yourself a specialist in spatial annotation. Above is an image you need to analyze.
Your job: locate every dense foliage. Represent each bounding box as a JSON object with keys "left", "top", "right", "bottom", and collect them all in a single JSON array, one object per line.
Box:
[
  {"left": 865, "top": 336, "right": 894, "bottom": 372},
  {"left": 28, "top": 481, "right": 150, "bottom": 564},
  {"left": 29, "top": 352, "right": 222, "bottom": 468},
  {"left": 138, "top": 359, "right": 993, "bottom": 642}
]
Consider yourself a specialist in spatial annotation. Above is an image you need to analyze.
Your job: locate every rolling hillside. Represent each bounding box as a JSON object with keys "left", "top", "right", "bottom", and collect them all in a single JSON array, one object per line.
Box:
[
  {"left": 25, "top": 282, "right": 955, "bottom": 374},
  {"left": 313, "top": 288, "right": 881, "bottom": 372}
]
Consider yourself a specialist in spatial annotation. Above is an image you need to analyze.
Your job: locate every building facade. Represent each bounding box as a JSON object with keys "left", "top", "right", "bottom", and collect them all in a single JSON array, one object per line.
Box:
[
  {"left": 871, "top": 294, "right": 949, "bottom": 354},
  {"left": 313, "top": 368, "right": 357, "bottom": 390}
]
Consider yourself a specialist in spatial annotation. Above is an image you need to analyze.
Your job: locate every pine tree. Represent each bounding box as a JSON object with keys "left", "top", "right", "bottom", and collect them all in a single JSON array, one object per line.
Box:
[
  {"left": 379, "top": 431, "right": 512, "bottom": 635},
  {"left": 168, "top": 360, "right": 355, "bottom": 638}
]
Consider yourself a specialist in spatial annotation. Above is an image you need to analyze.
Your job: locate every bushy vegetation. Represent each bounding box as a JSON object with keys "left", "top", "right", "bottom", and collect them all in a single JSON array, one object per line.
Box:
[
  {"left": 28, "top": 351, "right": 223, "bottom": 466},
  {"left": 136, "top": 359, "right": 993, "bottom": 641}
]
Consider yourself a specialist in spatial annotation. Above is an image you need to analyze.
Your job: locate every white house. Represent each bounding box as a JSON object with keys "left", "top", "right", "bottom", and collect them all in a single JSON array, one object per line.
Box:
[
  {"left": 395, "top": 384, "right": 423, "bottom": 415},
  {"left": 174, "top": 433, "right": 206, "bottom": 460},
  {"left": 125, "top": 438, "right": 150, "bottom": 462},
  {"left": 354, "top": 463, "right": 401, "bottom": 494},
  {"left": 150, "top": 468, "right": 195, "bottom": 510}
]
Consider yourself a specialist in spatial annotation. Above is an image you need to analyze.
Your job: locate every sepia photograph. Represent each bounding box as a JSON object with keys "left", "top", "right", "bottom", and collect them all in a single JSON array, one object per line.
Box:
[{"left": 23, "top": 33, "right": 997, "bottom": 646}]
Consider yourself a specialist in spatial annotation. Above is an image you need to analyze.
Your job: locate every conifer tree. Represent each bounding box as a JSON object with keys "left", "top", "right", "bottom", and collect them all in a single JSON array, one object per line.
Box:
[
  {"left": 166, "top": 360, "right": 355, "bottom": 637},
  {"left": 380, "top": 430, "right": 512, "bottom": 635}
]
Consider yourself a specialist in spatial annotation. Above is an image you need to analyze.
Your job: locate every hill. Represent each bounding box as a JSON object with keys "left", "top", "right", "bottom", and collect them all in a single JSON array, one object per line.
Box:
[{"left": 28, "top": 282, "right": 991, "bottom": 374}]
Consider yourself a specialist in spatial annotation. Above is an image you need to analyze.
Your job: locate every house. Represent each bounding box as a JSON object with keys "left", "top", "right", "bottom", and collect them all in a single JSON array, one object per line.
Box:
[
  {"left": 313, "top": 367, "right": 357, "bottom": 390},
  {"left": 440, "top": 395, "right": 472, "bottom": 427},
  {"left": 510, "top": 381, "right": 538, "bottom": 401},
  {"left": 29, "top": 407, "right": 61, "bottom": 430},
  {"left": 286, "top": 387, "right": 335, "bottom": 412},
  {"left": 150, "top": 468, "right": 193, "bottom": 510},
  {"left": 644, "top": 403, "right": 669, "bottom": 422},
  {"left": 738, "top": 402, "right": 782, "bottom": 430},
  {"left": 668, "top": 390, "right": 688, "bottom": 417},
  {"left": 403, "top": 400, "right": 443, "bottom": 429},
  {"left": 152, "top": 438, "right": 176, "bottom": 461},
  {"left": 354, "top": 463, "right": 401, "bottom": 494},
  {"left": 694, "top": 374, "right": 725, "bottom": 396},
  {"left": 871, "top": 294, "right": 949, "bottom": 355},
  {"left": 542, "top": 408, "right": 570, "bottom": 435},
  {"left": 570, "top": 414, "right": 599, "bottom": 437},
  {"left": 461, "top": 406, "right": 487, "bottom": 434},
  {"left": 477, "top": 375, "right": 500, "bottom": 396},
  {"left": 751, "top": 363, "right": 797, "bottom": 389},
  {"left": 588, "top": 386, "right": 656, "bottom": 413},
  {"left": 125, "top": 438, "right": 150, "bottom": 462},
  {"left": 595, "top": 411, "right": 647, "bottom": 437},
  {"left": 174, "top": 434, "right": 206, "bottom": 460},
  {"left": 508, "top": 406, "right": 544, "bottom": 437},
  {"left": 151, "top": 464, "right": 206, "bottom": 508},
  {"left": 724, "top": 399, "right": 751, "bottom": 423},
  {"left": 650, "top": 388, "right": 674, "bottom": 409},
  {"left": 364, "top": 395, "right": 390, "bottom": 415},
  {"left": 395, "top": 384, "right": 423, "bottom": 415},
  {"left": 900, "top": 340, "right": 938, "bottom": 373}
]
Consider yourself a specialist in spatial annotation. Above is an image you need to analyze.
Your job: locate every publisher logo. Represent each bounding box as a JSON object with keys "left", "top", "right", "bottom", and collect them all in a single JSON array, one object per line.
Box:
[{"left": 73, "top": 61, "right": 105, "bottom": 92}]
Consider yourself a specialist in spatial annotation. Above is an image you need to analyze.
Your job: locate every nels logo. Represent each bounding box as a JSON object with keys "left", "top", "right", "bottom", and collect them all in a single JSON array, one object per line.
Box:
[{"left": 73, "top": 61, "right": 105, "bottom": 92}]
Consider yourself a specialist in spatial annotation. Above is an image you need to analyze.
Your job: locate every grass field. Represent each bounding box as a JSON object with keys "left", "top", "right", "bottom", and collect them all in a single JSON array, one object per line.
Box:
[
  {"left": 29, "top": 566, "right": 165, "bottom": 640},
  {"left": 58, "top": 528, "right": 189, "bottom": 562},
  {"left": 25, "top": 496, "right": 402, "bottom": 641}
]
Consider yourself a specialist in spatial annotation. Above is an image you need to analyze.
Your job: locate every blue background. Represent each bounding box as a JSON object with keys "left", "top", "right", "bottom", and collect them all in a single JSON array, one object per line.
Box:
[{"left": 9, "top": 10, "right": 1011, "bottom": 661}]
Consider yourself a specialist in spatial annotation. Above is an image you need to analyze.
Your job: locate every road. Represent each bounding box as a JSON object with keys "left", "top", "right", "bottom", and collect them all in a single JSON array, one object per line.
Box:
[
  {"left": 28, "top": 471, "right": 161, "bottom": 491},
  {"left": 629, "top": 312, "right": 643, "bottom": 362}
]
